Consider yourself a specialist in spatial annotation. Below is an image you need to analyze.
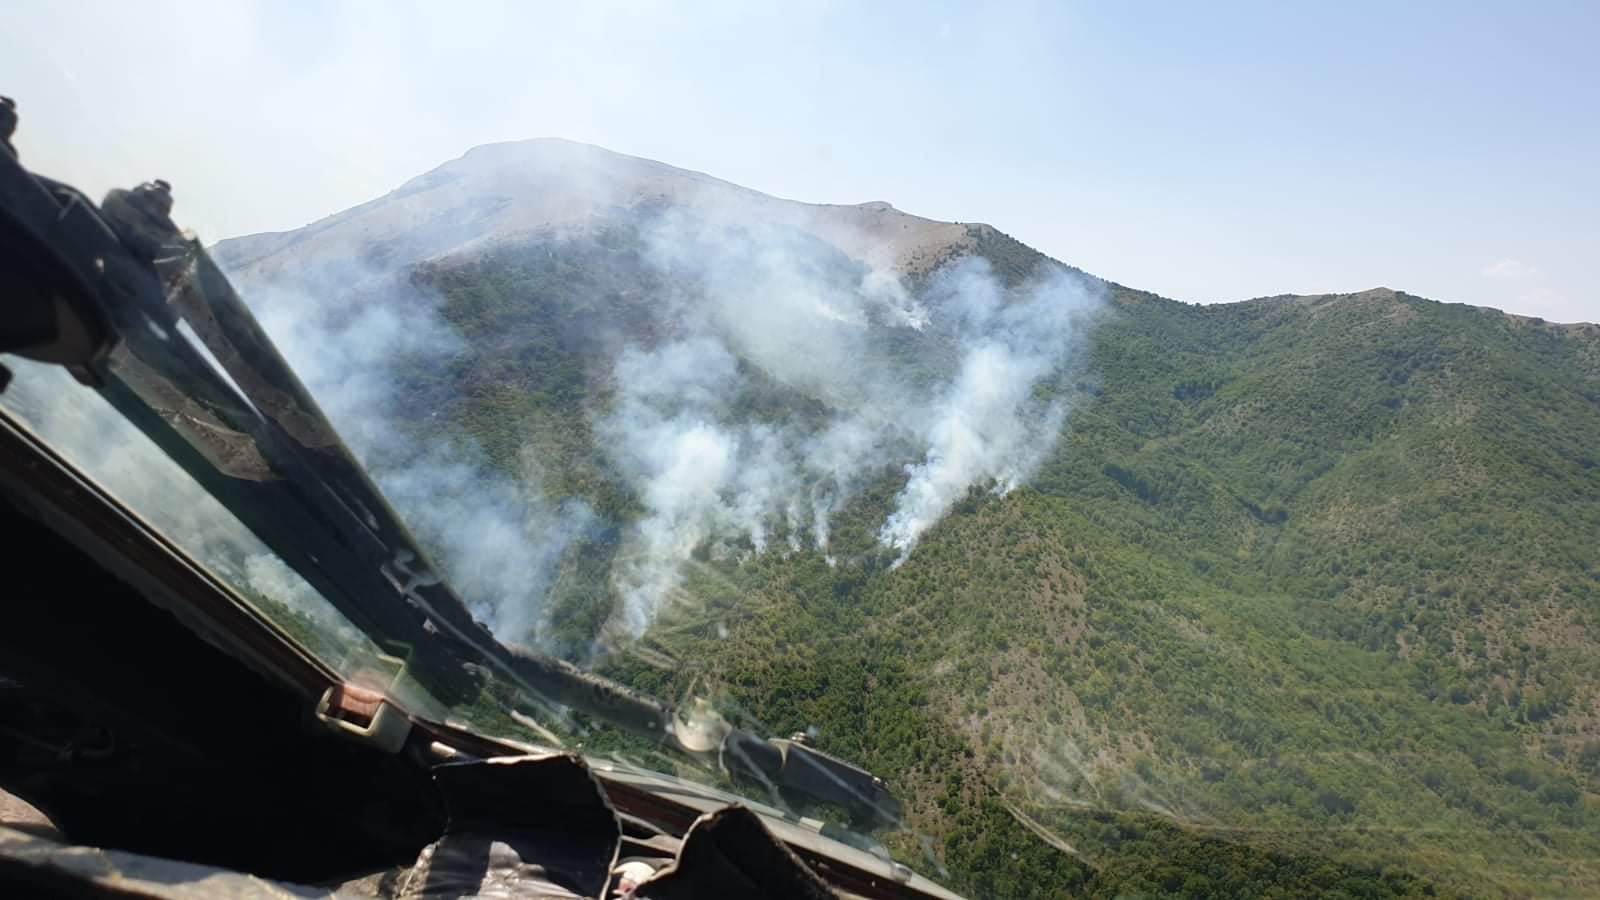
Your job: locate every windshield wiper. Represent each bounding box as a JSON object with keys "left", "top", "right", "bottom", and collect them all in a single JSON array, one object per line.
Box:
[{"left": 0, "top": 99, "right": 900, "bottom": 831}]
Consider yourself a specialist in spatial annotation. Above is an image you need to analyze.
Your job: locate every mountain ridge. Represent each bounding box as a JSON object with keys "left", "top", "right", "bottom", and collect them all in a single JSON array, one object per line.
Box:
[
  {"left": 214, "top": 138, "right": 979, "bottom": 281},
  {"left": 218, "top": 139, "right": 1597, "bottom": 329}
]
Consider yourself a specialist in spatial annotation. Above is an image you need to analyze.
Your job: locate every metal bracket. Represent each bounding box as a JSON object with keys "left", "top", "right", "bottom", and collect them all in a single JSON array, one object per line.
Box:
[{"left": 313, "top": 682, "right": 411, "bottom": 754}]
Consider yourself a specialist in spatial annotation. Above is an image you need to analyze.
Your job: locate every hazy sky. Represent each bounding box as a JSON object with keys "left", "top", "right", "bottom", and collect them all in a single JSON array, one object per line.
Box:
[{"left": 6, "top": 1, "right": 1595, "bottom": 321}]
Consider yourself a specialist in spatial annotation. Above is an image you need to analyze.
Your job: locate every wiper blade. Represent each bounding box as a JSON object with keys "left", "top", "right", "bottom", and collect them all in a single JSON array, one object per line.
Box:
[{"left": 0, "top": 109, "right": 901, "bottom": 831}]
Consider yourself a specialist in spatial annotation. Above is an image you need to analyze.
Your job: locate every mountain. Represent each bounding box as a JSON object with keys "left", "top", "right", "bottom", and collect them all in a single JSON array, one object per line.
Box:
[{"left": 215, "top": 141, "right": 1600, "bottom": 898}]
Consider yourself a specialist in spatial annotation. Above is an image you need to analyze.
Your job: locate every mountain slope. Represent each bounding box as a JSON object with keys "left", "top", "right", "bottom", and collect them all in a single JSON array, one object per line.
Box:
[{"left": 216, "top": 142, "right": 1600, "bottom": 898}]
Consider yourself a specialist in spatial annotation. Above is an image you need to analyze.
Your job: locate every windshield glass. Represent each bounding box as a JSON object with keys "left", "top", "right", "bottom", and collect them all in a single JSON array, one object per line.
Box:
[
  {"left": 6, "top": 5, "right": 1600, "bottom": 898},
  {"left": 0, "top": 359, "right": 392, "bottom": 684}
]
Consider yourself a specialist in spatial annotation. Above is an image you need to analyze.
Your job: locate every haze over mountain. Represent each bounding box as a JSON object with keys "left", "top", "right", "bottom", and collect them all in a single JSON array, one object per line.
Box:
[
  {"left": 211, "top": 141, "right": 1600, "bottom": 898},
  {"left": 216, "top": 138, "right": 975, "bottom": 280}
]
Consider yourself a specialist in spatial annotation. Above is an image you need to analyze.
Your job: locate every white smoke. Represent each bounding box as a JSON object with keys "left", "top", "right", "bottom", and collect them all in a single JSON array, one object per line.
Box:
[
  {"left": 600, "top": 338, "right": 789, "bottom": 632},
  {"left": 601, "top": 216, "right": 1101, "bottom": 632},
  {"left": 240, "top": 268, "right": 597, "bottom": 647},
  {"left": 375, "top": 444, "right": 597, "bottom": 642},
  {"left": 880, "top": 262, "right": 1089, "bottom": 557}
]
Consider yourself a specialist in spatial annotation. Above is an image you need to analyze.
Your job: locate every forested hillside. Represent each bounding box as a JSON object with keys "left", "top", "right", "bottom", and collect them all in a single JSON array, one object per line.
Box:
[
  {"left": 215, "top": 143, "right": 1600, "bottom": 897},
  {"left": 383, "top": 230, "right": 1599, "bottom": 897}
]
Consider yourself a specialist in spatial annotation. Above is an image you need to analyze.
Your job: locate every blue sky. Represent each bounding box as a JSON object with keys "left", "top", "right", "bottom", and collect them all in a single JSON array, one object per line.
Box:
[{"left": 6, "top": 1, "right": 1595, "bottom": 321}]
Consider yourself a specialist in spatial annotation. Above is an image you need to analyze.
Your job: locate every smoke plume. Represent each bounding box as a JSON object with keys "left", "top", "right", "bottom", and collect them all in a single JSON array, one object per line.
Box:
[
  {"left": 599, "top": 211, "right": 1102, "bottom": 632},
  {"left": 242, "top": 268, "right": 598, "bottom": 646}
]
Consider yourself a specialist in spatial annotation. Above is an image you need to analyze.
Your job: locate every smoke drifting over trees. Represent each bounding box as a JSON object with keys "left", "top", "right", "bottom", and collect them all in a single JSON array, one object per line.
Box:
[
  {"left": 601, "top": 212, "right": 1102, "bottom": 632},
  {"left": 10, "top": 140, "right": 1101, "bottom": 654}
]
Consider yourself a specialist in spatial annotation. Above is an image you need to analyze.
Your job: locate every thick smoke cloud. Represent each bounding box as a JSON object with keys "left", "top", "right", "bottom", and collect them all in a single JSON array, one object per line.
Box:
[{"left": 600, "top": 212, "right": 1102, "bottom": 632}]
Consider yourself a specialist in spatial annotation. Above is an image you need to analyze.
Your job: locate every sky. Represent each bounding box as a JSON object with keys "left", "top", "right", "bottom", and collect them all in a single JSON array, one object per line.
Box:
[{"left": 5, "top": 0, "right": 1596, "bottom": 322}]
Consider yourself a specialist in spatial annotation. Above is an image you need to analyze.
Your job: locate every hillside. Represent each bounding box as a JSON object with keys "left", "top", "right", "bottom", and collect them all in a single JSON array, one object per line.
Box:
[{"left": 215, "top": 142, "right": 1600, "bottom": 898}]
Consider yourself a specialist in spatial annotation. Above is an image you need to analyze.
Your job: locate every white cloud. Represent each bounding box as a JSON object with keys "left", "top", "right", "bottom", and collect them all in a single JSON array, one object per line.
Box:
[{"left": 1481, "top": 258, "right": 1539, "bottom": 278}]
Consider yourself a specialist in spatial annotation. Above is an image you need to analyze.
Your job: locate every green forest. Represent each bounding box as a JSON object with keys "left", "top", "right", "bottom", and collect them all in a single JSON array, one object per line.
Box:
[{"left": 376, "top": 217, "right": 1599, "bottom": 898}]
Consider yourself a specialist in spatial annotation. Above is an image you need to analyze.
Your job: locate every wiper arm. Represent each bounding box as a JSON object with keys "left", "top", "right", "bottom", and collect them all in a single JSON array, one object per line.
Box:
[{"left": 0, "top": 105, "right": 900, "bottom": 831}]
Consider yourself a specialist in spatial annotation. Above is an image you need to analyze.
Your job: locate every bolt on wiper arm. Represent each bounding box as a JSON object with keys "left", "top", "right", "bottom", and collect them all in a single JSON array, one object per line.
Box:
[{"left": 0, "top": 104, "right": 901, "bottom": 832}]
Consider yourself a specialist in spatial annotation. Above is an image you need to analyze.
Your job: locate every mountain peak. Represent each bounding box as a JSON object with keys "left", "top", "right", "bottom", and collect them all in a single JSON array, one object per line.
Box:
[{"left": 215, "top": 140, "right": 974, "bottom": 280}]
